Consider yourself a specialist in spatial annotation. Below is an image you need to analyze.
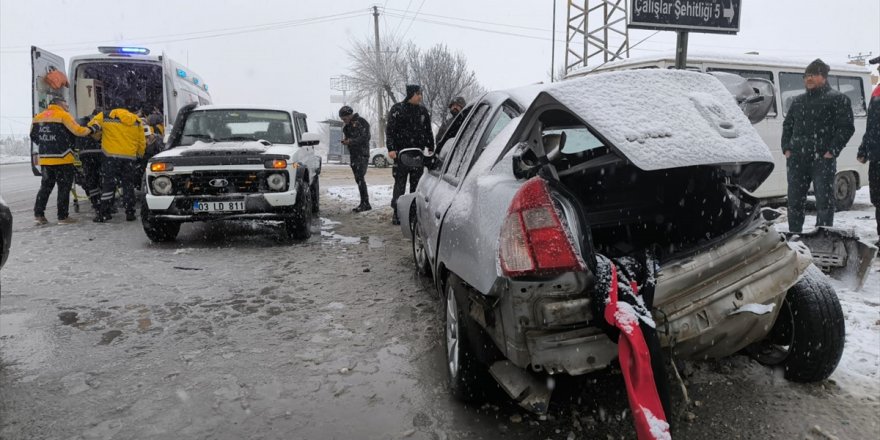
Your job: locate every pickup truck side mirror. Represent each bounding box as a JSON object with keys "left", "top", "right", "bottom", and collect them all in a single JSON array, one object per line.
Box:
[{"left": 300, "top": 132, "right": 320, "bottom": 147}]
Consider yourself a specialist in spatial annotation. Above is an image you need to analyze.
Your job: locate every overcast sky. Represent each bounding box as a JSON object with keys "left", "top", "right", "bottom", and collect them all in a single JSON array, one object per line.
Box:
[{"left": 1, "top": 0, "right": 877, "bottom": 136}]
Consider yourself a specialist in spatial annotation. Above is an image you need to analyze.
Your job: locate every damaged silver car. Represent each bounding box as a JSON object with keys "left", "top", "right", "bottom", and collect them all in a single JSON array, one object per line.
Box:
[{"left": 397, "top": 69, "right": 865, "bottom": 412}]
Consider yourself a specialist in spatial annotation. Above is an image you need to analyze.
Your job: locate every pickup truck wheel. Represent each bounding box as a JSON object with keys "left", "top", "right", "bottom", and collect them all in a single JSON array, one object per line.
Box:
[
  {"left": 411, "top": 214, "right": 431, "bottom": 277},
  {"left": 310, "top": 176, "right": 320, "bottom": 214},
  {"left": 284, "top": 180, "right": 313, "bottom": 240},
  {"left": 746, "top": 265, "right": 845, "bottom": 382},
  {"left": 833, "top": 172, "right": 857, "bottom": 211},
  {"left": 444, "top": 273, "right": 483, "bottom": 401},
  {"left": 141, "top": 211, "right": 180, "bottom": 242}
]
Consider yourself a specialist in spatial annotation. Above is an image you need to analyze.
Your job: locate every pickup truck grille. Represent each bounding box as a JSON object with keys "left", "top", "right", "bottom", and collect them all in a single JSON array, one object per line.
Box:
[{"left": 175, "top": 171, "right": 265, "bottom": 195}]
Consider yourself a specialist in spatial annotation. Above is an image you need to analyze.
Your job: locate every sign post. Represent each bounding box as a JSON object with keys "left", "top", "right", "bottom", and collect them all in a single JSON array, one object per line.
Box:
[{"left": 629, "top": 0, "right": 741, "bottom": 69}]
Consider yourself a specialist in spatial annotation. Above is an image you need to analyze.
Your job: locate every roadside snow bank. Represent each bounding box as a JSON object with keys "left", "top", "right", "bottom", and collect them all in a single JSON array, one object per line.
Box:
[
  {"left": 325, "top": 185, "right": 393, "bottom": 207},
  {"left": 0, "top": 154, "right": 30, "bottom": 165}
]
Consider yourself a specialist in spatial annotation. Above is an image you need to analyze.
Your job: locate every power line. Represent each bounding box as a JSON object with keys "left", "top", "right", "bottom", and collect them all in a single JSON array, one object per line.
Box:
[
  {"left": 398, "top": 0, "right": 427, "bottom": 41},
  {"left": 0, "top": 9, "right": 368, "bottom": 54},
  {"left": 391, "top": 0, "right": 414, "bottom": 38},
  {"left": 385, "top": 6, "right": 559, "bottom": 34}
]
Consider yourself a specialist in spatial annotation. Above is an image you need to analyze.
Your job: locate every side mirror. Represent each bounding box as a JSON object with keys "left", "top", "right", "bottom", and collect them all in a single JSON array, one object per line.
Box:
[
  {"left": 741, "top": 78, "right": 775, "bottom": 124},
  {"left": 708, "top": 72, "right": 775, "bottom": 125},
  {"left": 300, "top": 132, "right": 320, "bottom": 147}
]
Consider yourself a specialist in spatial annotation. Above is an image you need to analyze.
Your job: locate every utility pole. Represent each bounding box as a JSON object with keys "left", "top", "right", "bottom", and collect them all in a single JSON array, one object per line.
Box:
[
  {"left": 551, "top": 0, "right": 557, "bottom": 82},
  {"left": 373, "top": 6, "right": 386, "bottom": 149}
]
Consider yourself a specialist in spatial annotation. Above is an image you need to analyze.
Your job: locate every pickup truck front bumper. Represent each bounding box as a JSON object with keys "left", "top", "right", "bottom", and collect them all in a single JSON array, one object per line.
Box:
[{"left": 144, "top": 190, "right": 298, "bottom": 222}]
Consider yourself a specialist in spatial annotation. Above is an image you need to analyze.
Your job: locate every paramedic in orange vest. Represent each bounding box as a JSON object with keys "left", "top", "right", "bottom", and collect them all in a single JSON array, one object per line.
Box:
[
  {"left": 29, "top": 96, "right": 97, "bottom": 225},
  {"left": 88, "top": 101, "right": 146, "bottom": 222}
]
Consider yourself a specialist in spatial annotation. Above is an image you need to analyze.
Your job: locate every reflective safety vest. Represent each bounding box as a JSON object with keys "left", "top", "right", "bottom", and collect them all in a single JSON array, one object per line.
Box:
[
  {"left": 29, "top": 104, "right": 92, "bottom": 166},
  {"left": 88, "top": 109, "right": 146, "bottom": 160}
]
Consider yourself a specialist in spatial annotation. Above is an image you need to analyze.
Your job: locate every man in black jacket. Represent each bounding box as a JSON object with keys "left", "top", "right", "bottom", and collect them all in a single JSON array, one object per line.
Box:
[
  {"left": 435, "top": 96, "right": 466, "bottom": 146},
  {"left": 857, "top": 56, "right": 880, "bottom": 243},
  {"left": 76, "top": 110, "right": 104, "bottom": 213},
  {"left": 386, "top": 84, "right": 434, "bottom": 225},
  {"left": 340, "top": 106, "right": 372, "bottom": 212},
  {"left": 782, "top": 59, "right": 855, "bottom": 233}
]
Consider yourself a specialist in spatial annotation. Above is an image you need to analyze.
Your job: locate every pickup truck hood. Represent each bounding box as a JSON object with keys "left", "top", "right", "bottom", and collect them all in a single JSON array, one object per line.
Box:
[
  {"left": 154, "top": 140, "right": 295, "bottom": 160},
  {"left": 532, "top": 70, "right": 774, "bottom": 174}
]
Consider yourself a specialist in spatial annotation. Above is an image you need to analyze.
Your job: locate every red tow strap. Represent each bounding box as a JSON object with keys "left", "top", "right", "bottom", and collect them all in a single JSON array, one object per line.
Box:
[{"left": 604, "top": 264, "right": 671, "bottom": 440}]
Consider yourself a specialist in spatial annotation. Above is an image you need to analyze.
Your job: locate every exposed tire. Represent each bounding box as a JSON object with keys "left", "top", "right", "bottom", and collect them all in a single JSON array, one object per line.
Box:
[
  {"left": 411, "top": 212, "right": 431, "bottom": 278},
  {"left": 283, "top": 179, "right": 313, "bottom": 240},
  {"left": 833, "top": 172, "right": 857, "bottom": 211},
  {"left": 372, "top": 155, "right": 387, "bottom": 168},
  {"left": 310, "top": 176, "right": 320, "bottom": 214},
  {"left": 444, "top": 273, "right": 484, "bottom": 401},
  {"left": 141, "top": 209, "right": 180, "bottom": 243},
  {"left": 746, "top": 265, "right": 845, "bottom": 382}
]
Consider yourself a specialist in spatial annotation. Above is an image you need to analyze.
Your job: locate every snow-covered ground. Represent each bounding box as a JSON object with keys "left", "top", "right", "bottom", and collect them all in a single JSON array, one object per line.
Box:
[
  {"left": 0, "top": 154, "right": 30, "bottom": 165},
  {"left": 771, "top": 187, "right": 880, "bottom": 399}
]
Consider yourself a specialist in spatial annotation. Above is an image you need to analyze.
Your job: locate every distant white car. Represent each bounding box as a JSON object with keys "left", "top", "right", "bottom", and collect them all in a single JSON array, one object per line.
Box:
[
  {"left": 369, "top": 147, "right": 392, "bottom": 167},
  {"left": 143, "top": 104, "right": 322, "bottom": 242}
]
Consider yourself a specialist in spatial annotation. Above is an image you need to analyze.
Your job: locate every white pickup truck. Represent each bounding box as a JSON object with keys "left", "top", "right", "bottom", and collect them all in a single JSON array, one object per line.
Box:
[{"left": 142, "top": 104, "right": 322, "bottom": 242}]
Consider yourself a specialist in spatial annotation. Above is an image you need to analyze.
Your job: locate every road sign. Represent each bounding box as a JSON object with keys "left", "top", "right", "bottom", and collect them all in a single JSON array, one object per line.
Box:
[{"left": 629, "top": 0, "right": 741, "bottom": 34}]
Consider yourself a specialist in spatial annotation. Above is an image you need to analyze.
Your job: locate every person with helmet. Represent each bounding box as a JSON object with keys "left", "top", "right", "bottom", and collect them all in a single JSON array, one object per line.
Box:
[
  {"left": 88, "top": 100, "right": 146, "bottom": 222},
  {"left": 30, "top": 96, "right": 98, "bottom": 225},
  {"left": 339, "top": 105, "right": 372, "bottom": 212}
]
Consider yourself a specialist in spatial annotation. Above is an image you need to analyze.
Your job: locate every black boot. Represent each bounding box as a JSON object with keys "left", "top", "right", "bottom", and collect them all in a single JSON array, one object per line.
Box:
[
  {"left": 353, "top": 202, "right": 372, "bottom": 213},
  {"left": 126, "top": 212, "right": 136, "bottom": 221}
]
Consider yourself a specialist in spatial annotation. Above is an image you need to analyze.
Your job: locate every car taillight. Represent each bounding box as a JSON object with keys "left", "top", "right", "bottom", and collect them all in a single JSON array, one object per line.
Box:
[{"left": 499, "top": 177, "right": 585, "bottom": 278}]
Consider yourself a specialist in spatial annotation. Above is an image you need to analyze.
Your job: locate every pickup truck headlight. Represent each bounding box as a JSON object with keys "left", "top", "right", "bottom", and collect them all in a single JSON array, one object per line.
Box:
[
  {"left": 151, "top": 176, "right": 174, "bottom": 195},
  {"left": 266, "top": 173, "right": 287, "bottom": 191}
]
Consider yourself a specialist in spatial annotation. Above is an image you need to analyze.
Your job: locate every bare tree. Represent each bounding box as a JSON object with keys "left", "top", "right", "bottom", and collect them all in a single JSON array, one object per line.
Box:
[
  {"left": 403, "top": 43, "right": 485, "bottom": 127},
  {"left": 346, "top": 38, "right": 484, "bottom": 132}
]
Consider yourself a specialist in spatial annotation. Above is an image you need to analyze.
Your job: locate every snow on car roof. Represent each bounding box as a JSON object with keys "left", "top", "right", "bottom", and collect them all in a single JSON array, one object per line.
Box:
[
  {"left": 569, "top": 51, "right": 871, "bottom": 77},
  {"left": 540, "top": 69, "right": 773, "bottom": 171},
  {"left": 193, "top": 105, "right": 298, "bottom": 113}
]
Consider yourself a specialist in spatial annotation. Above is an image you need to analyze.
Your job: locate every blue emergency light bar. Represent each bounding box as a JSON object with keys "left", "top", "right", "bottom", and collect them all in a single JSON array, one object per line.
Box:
[{"left": 97, "top": 46, "right": 150, "bottom": 55}]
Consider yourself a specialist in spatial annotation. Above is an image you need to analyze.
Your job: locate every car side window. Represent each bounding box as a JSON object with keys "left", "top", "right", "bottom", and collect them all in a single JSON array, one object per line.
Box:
[
  {"left": 707, "top": 67, "right": 777, "bottom": 116},
  {"left": 779, "top": 72, "right": 804, "bottom": 116},
  {"left": 293, "top": 117, "right": 304, "bottom": 141},
  {"left": 484, "top": 105, "right": 517, "bottom": 147},
  {"left": 443, "top": 104, "right": 490, "bottom": 183},
  {"left": 829, "top": 75, "right": 866, "bottom": 116}
]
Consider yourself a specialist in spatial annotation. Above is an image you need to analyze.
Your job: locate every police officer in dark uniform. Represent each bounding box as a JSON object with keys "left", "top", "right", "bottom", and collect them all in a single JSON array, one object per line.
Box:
[
  {"left": 782, "top": 59, "right": 855, "bottom": 233},
  {"left": 30, "top": 96, "right": 97, "bottom": 225},
  {"left": 386, "top": 84, "right": 434, "bottom": 225},
  {"left": 339, "top": 106, "right": 372, "bottom": 212}
]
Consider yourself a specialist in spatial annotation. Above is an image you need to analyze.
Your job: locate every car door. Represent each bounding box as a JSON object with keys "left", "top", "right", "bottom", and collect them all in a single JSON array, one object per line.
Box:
[
  {"left": 420, "top": 103, "right": 493, "bottom": 263},
  {"left": 31, "top": 46, "right": 67, "bottom": 176}
]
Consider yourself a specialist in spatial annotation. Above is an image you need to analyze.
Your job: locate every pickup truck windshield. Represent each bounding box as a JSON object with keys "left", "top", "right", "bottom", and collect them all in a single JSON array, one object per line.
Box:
[{"left": 180, "top": 109, "right": 295, "bottom": 145}]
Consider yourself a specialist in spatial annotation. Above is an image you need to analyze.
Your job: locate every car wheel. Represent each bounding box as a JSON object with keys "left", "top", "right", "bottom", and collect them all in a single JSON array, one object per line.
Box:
[
  {"left": 411, "top": 213, "right": 431, "bottom": 277},
  {"left": 310, "top": 176, "right": 320, "bottom": 214},
  {"left": 833, "top": 172, "right": 857, "bottom": 211},
  {"left": 444, "top": 273, "right": 486, "bottom": 401},
  {"left": 284, "top": 179, "right": 313, "bottom": 240},
  {"left": 745, "top": 265, "right": 845, "bottom": 382},
  {"left": 141, "top": 210, "right": 180, "bottom": 243},
  {"left": 372, "top": 155, "right": 387, "bottom": 168}
]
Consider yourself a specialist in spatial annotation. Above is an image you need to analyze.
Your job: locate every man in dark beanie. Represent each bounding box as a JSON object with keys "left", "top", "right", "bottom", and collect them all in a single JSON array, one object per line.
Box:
[
  {"left": 339, "top": 105, "right": 372, "bottom": 212},
  {"left": 386, "top": 84, "right": 434, "bottom": 225},
  {"left": 436, "top": 96, "right": 467, "bottom": 146},
  {"left": 782, "top": 58, "right": 855, "bottom": 232},
  {"left": 857, "top": 55, "right": 880, "bottom": 244}
]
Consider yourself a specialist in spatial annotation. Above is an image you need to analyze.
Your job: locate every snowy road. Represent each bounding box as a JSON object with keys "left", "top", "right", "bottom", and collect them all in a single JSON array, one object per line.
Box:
[{"left": 1, "top": 162, "right": 878, "bottom": 439}]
